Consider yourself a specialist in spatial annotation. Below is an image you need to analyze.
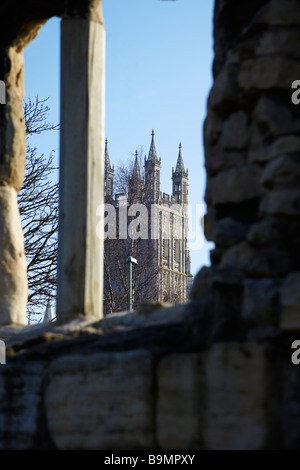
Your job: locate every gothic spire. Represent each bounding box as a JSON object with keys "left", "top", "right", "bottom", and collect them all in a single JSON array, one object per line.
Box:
[
  {"left": 147, "top": 129, "right": 158, "bottom": 162},
  {"left": 175, "top": 142, "right": 185, "bottom": 174},
  {"left": 132, "top": 150, "right": 141, "bottom": 179},
  {"left": 105, "top": 138, "right": 113, "bottom": 171}
]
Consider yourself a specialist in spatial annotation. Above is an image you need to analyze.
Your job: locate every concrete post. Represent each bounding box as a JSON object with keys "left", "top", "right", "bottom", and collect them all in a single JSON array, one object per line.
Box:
[{"left": 57, "top": 18, "right": 105, "bottom": 322}]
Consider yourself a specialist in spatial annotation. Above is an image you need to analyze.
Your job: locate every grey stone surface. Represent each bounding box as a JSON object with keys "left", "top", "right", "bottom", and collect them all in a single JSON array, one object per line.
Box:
[
  {"left": 207, "top": 165, "right": 263, "bottom": 205},
  {"left": 238, "top": 57, "right": 300, "bottom": 90},
  {"left": 0, "top": 363, "right": 44, "bottom": 449},
  {"left": 203, "top": 342, "right": 277, "bottom": 450},
  {"left": 251, "top": 0, "right": 300, "bottom": 27},
  {"left": 157, "top": 353, "right": 204, "bottom": 449},
  {"left": 45, "top": 350, "right": 155, "bottom": 450},
  {"left": 260, "top": 188, "right": 300, "bottom": 216},
  {"left": 213, "top": 217, "right": 248, "bottom": 248},
  {"left": 220, "top": 111, "right": 249, "bottom": 150},
  {"left": 280, "top": 272, "right": 300, "bottom": 331},
  {"left": 242, "top": 278, "right": 280, "bottom": 326},
  {"left": 255, "top": 29, "right": 300, "bottom": 57},
  {"left": 249, "top": 136, "right": 300, "bottom": 163},
  {"left": 261, "top": 155, "right": 300, "bottom": 189}
]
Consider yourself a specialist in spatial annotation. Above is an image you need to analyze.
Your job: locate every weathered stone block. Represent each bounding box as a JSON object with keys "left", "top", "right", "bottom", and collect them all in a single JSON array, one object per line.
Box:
[
  {"left": 207, "top": 165, "right": 263, "bottom": 205},
  {"left": 157, "top": 354, "right": 204, "bottom": 450},
  {"left": 260, "top": 155, "right": 300, "bottom": 189},
  {"left": 220, "top": 111, "right": 249, "bottom": 150},
  {"left": 280, "top": 272, "right": 300, "bottom": 331},
  {"left": 190, "top": 266, "right": 212, "bottom": 300},
  {"left": 207, "top": 62, "right": 239, "bottom": 112},
  {"left": 260, "top": 188, "right": 300, "bottom": 216},
  {"left": 203, "top": 110, "right": 223, "bottom": 147},
  {"left": 206, "top": 149, "right": 246, "bottom": 177},
  {"left": 256, "top": 29, "right": 300, "bottom": 58},
  {"left": 44, "top": 350, "right": 155, "bottom": 449},
  {"left": 203, "top": 342, "right": 278, "bottom": 450},
  {"left": 252, "top": 96, "right": 296, "bottom": 139},
  {"left": 204, "top": 111, "right": 247, "bottom": 176},
  {"left": 242, "top": 278, "right": 280, "bottom": 326},
  {"left": 249, "top": 136, "right": 300, "bottom": 163},
  {"left": 219, "top": 241, "right": 253, "bottom": 269},
  {"left": 246, "top": 219, "right": 282, "bottom": 246},
  {"left": 252, "top": 0, "right": 300, "bottom": 27},
  {"left": 212, "top": 267, "right": 244, "bottom": 287},
  {"left": 221, "top": 241, "right": 291, "bottom": 277},
  {"left": 213, "top": 217, "right": 248, "bottom": 248},
  {"left": 0, "top": 363, "right": 44, "bottom": 449},
  {"left": 238, "top": 57, "right": 300, "bottom": 90}
]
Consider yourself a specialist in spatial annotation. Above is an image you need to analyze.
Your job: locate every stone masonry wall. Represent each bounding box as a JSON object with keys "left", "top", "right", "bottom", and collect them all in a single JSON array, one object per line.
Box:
[
  {"left": 202, "top": 0, "right": 300, "bottom": 336},
  {"left": 0, "top": 306, "right": 288, "bottom": 450},
  {"left": 1, "top": 0, "right": 300, "bottom": 450}
]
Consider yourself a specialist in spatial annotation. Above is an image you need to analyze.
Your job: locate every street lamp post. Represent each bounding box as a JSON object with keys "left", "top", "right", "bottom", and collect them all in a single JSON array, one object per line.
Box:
[{"left": 127, "top": 256, "right": 138, "bottom": 311}]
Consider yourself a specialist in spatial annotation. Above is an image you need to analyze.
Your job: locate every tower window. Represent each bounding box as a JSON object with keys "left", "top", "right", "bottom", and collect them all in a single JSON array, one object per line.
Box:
[
  {"left": 162, "top": 236, "right": 169, "bottom": 260},
  {"left": 174, "top": 237, "right": 180, "bottom": 264}
]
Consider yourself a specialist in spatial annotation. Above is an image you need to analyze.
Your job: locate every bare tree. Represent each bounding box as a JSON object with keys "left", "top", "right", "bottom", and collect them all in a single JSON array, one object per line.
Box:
[
  {"left": 104, "top": 236, "right": 159, "bottom": 314},
  {"left": 19, "top": 96, "right": 59, "bottom": 323}
]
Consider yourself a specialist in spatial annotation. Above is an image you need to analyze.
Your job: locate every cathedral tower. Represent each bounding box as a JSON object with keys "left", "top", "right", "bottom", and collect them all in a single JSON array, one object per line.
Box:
[{"left": 103, "top": 131, "right": 193, "bottom": 314}]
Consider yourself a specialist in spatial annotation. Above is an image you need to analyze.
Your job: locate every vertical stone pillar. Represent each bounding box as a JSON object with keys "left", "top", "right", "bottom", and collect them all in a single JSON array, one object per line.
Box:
[
  {"left": 57, "top": 17, "right": 105, "bottom": 321},
  {"left": 0, "top": 46, "right": 27, "bottom": 325}
]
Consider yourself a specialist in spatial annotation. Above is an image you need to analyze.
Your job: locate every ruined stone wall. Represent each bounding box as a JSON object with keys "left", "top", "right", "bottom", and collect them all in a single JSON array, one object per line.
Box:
[
  {"left": 1, "top": 0, "right": 300, "bottom": 450},
  {"left": 0, "top": 294, "right": 297, "bottom": 450},
  {"left": 0, "top": 307, "right": 286, "bottom": 450},
  {"left": 202, "top": 0, "right": 300, "bottom": 335}
]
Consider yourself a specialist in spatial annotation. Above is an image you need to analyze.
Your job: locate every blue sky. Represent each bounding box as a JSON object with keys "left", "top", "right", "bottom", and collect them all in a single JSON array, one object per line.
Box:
[{"left": 24, "top": 0, "right": 215, "bottom": 277}]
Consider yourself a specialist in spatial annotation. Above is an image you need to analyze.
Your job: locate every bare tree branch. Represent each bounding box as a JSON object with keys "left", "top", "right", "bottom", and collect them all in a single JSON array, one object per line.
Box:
[{"left": 19, "top": 95, "right": 59, "bottom": 323}]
